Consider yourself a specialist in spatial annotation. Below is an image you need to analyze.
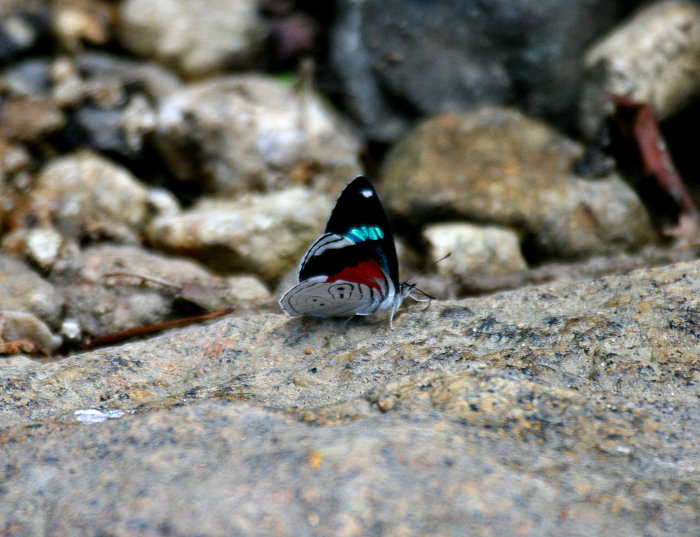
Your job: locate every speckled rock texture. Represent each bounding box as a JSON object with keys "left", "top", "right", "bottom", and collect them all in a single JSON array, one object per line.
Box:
[{"left": 1, "top": 260, "right": 698, "bottom": 536}]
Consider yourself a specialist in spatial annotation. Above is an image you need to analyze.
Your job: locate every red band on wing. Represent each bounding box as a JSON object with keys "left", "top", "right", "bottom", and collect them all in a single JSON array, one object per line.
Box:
[{"left": 326, "top": 260, "right": 385, "bottom": 292}]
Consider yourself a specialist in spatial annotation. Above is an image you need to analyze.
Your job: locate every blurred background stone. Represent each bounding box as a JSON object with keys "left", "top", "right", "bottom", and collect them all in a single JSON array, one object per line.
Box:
[
  {"left": 47, "top": 244, "right": 271, "bottom": 341},
  {"left": 7, "top": 151, "right": 157, "bottom": 244},
  {"left": 0, "top": 1, "right": 52, "bottom": 67},
  {"left": 0, "top": 95, "right": 65, "bottom": 142},
  {"left": 0, "top": 254, "right": 63, "bottom": 328},
  {"left": 579, "top": 1, "right": 700, "bottom": 138},
  {"left": 0, "top": 310, "right": 62, "bottom": 354},
  {"left": 382, "top": 107, "right": 657, "bottom": 259},
  {"left": 423, "top": 222, "right": 528, "bottom": 280},
  {"left": 155, "top": 75, "right": 362, "bottom": 196},
  {"left": 52, "top": 0, "right": 114, "bottom": 51},
  {"left": 118, "top": 0, "right": 265, "bottom": 78},
  {"left": 147, "top": 187, "right": 332, "bottom": 282},
  {"left": 328, "top": 0, "right": 641, "bottom": 142}
]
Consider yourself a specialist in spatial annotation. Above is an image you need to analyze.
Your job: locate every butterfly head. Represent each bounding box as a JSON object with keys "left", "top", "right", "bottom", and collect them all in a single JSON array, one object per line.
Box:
[{"left": 399, "top": 282, "right": 417, "bottom": 298}]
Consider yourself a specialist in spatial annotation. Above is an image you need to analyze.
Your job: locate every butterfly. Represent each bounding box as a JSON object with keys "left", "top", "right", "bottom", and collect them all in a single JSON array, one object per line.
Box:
[{"left": 279, "top": 175, "right": 424, "bottom": 328}]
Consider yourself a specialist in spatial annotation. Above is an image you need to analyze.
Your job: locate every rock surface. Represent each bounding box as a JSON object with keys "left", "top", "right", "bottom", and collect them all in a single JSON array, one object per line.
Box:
[
  {"left": 381, "top": 108, "right": 657, "bottom": 258},
  {"left": 1, "top": 260, "right": 698, "bottom": 536}
]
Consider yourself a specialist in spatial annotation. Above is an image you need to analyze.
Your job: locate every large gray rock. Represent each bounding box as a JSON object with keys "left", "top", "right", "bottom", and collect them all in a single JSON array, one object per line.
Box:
[
  {"left": 329, "top": 0, "right": 637, "bottom": 141},
  {"left": 4, "top": 399, "right": 688, "bottom": 537},
  {"left": 1, "top": 260, "right": 698, "bottom": 536},
  {"left": 381, "top": 108, "right": 657, "bottom": 258}
]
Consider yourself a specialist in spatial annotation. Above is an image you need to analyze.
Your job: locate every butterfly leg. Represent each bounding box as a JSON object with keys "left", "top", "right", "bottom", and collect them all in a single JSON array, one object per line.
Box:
[
  {"left": 405, "top": 285, "right": 433, "bottom": 312},
  {"left": 407, "top": 294, "right": 432, "bottom": 312},
  {"left": 337, "top": 315, "right": 357, "bottom": 332},
  {"left": 389, "top": 304, "right": 399, "bottom": 330}
]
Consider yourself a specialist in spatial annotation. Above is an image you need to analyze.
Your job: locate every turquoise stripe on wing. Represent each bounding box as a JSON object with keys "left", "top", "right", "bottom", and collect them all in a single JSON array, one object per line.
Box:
[{"left": 344, "top": 225, "right": 385, "bottom": 243}]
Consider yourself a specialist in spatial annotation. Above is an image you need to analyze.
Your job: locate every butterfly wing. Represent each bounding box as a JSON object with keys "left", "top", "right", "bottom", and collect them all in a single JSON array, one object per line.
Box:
[
  {"left": 279, "top": 275, "right": 387, "bottom": 317},
  {"left": 280, "top": 175, "right": 402, "bottom": 319},
  {"left": 298, "top": 176, "right": 399, "bottom": 286}
]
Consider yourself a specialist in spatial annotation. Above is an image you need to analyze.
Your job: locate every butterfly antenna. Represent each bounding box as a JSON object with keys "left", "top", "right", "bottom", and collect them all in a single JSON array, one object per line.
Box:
[
  {"left": 404, "top": 252, "right": 452, "bottom": 282},
  {"left": 411, "top": 287, "right": 436, "bottom": 301},
  {"left": 400, "top": 253, "right": 451, "bottom": 313}
]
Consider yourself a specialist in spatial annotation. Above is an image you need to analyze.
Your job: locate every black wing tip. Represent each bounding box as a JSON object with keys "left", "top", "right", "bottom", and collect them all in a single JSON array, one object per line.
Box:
[
  {"left": 338, "top": 175, "right": 379, "bottom": 201},
  {"left": 346, "top": 174, "right": 375, "bottom": 188}
]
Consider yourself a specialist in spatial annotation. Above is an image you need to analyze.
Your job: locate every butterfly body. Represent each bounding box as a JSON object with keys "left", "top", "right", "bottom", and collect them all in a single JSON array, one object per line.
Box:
[{"left": 280, "top": 175, "right": 414, "bottom": 326}]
